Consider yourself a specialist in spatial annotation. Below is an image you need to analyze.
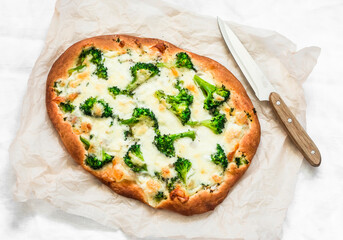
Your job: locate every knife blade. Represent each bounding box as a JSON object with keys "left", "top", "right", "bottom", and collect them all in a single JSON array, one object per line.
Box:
[{"left": 217, "top": 17, "right": 321, "bottom": 167}]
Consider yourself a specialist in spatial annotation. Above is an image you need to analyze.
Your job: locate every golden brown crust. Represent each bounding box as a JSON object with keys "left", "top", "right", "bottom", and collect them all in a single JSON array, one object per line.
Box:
[{"left": 46, "top": 35, "right": 260, "bottom": 215}]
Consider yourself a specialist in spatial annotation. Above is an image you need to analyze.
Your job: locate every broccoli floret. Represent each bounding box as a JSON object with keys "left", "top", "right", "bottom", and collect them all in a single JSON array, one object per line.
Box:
[
  {"left": 174, "top": 157, "right": 192, "bottom": 184},
  {"left": 108, "top": 86, "right": 132, "bottom": 98},
  {"left": 79, "top": 136, "right": 90, "bottom": 150},
  {"left": 94, "top": 64, "right": 108, "bottom": 79},
  {"left": 186, "top": 113, "right": 227, "bottom": 134},
  {"left": 102, "top": 151, "right": 113, "bottom": 162},
  {"left": 76, "top": 47, "right": 108, "bottom": 80},
  {"left": 124, "top": 143, "right": 147, "bottom": 172},
  {"left": 126, "top": 62, "right": 160, "bottom": 92},
  {"left": 193, "top": 75, "right": 230, "bottom": 112},
  {"left": 154, "top": 172, "right": 179, "bottom": 192},
  {"left": 80, "top": 97, "right": 113, "bottom": 118},
  {"left": 59, "top": 101, "right": 75, "bottom": 113},
  {"left": 80, "top": 97, "right": 96, "bottom": 115},
  {"left": 156, "top": 52, "right": 194, "bottom": 70},
  {"left": 108, "top": 86, "right": 121, "bottom": 96},
  {"left": 120, "top": 107, "right": 158, "bottom": 129},
  {"left": 123, "top": 129, "right": 133, "bottom": 140},
  {"left": 97, "top": 100, "right": 112, "bottom": 117},
  {"left": 85, "top": 151, "right": 113, "bottom": 170},
  {"left": 155, "top": 80, "right": 193, "bottom": 124},
  {"left": 235, "top": 154, "right": 249, "bottom": 168},
  {"left": 153, "top": 130, "right": 195, "bottom": 157},
  {"left": 175, "top": 52, "right": 195, "bottom": 70},
  {"left": 53, "top": 81, "right": 62, "bottom": 96},
  {"left": 154, "top": 171, "right": 163, "bottom": 180},
  {"left": 154, "top": 191, "right": 167, "bottom": 202},
  {"left": 167, "top": 176, "right": 178, "bottom": 192},
  {"left": 68, "top": 65, "right": 86, "bottom": 75},
  {"left": 211, "top": 144, "right": 228, "bottom": 170}
]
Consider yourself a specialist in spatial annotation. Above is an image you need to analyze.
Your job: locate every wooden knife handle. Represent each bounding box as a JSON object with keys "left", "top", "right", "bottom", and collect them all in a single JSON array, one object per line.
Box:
[{"left": 269, "top": 92, "right": 321, "bottom": 167}]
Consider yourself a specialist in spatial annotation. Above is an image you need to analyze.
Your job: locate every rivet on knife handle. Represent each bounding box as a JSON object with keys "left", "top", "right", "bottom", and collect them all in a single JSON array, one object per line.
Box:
[{"left": 269, "top": 92, "right": 321, "bottom": 167}]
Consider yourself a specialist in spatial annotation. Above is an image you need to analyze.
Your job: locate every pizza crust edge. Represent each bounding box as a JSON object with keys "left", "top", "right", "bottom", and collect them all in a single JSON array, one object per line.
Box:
[{"left": 46, "top": 35, "right": 261, "bottom": 215}]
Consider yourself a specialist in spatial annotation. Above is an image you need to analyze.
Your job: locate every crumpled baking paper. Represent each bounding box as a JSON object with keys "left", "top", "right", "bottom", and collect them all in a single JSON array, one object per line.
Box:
[{"left": 9, "top": 0, "right": 320, "bottom": 239}]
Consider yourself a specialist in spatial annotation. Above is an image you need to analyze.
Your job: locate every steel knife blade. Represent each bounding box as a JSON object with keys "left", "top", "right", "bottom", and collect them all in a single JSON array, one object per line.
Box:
[{"left": 217, "top": 17, "right": 321, "bottom": 167}]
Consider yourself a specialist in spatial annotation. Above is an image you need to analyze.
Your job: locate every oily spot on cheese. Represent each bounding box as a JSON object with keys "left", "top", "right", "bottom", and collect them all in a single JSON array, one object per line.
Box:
[
  {"left": 55, "top": 46, "right": 251, "bottom": 201},
  {"left": 161, "top": 167, "right": 171, "bottom": 178},
  {"left": 212, "top": 175, "right": 222, "bottom": 183},
  {"left": 70, "top": 116, "right": 78, "bottom": 125},
  {"left": 113, "top": 168, "right": 124, "bottom": 181},
  {"left": 81, "top": 122, "right": 92, "bottom": 133},
  {"left": 68, "top": 92, "right": 79, "bottom": 101},
  {"left": 146, "top": 179, "right": 161, "bottom": 193},
  {"left": 170, "top": 67, "right": 179, "bottom": 77},
  {"left": 69, "top": 78, "right": 84, "bottom": 88},
  {"left": 224, "top": 126, "right": 240, "bottom": 143},
  {"left": 76, "top": 70, "right": 90, "bottom": 80},
  {"left": 235, "top": 111, "right": 248, "bottom": 125},
  {"left": 111, "top": 95, "right": 135, "bottom": 119},
  {"left": 52, "top": 96, "right": 65, "bottom": 104},
  {"left": 158, "top": 104, "right": 166, "bottom": 112},
  {"left": 186, "top": 84, "right": 197, "bottom": 94}
]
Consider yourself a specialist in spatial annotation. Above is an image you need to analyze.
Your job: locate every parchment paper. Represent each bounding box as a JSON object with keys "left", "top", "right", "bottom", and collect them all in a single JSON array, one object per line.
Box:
[{"left": 9, "top": 0, "right": 320, "bottom": 239}]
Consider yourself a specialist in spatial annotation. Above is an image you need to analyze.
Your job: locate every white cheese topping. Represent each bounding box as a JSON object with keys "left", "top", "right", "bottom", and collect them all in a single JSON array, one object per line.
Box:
[{"left": 54, "top": 46, "right": 250, "bottom": 206}]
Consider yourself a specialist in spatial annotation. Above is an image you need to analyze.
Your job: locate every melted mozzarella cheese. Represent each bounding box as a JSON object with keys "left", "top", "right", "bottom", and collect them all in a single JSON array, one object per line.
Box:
[{"left": 55, "top": 47, "right": 250, "bottom": 201}]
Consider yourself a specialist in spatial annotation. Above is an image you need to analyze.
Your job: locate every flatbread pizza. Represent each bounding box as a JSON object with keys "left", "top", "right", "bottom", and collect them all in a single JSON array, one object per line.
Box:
[{"left": 46, "top": 35, "right": 260, "bottom": 215}]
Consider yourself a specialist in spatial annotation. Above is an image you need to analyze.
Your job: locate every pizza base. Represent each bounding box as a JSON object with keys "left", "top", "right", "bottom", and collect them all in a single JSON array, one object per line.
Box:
[{"left": 46, "top": 35, "right": 260, "bottom": 215}]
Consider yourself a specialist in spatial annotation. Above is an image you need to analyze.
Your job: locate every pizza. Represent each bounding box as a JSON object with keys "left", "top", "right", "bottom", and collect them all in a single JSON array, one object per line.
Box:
[{"left": 46, "top": 35, "right": 260, "bottom": 215}]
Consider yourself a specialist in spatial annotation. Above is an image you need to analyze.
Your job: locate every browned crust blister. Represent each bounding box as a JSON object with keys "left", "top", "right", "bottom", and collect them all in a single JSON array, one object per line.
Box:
[{"left": 46, "top": 35, "right": 261, "bottom": 215}]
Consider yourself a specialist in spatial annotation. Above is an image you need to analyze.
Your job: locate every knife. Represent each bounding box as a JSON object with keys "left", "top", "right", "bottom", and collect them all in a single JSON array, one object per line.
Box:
[{"left": 217, "top": 17, "right": 321, "bottom": 167}]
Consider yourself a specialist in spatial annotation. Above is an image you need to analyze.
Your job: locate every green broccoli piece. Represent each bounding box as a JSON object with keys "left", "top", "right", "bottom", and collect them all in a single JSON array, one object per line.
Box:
[
  {"left": 154, "top": 172, "right": 179, "bottom": 192},
  {"left": 126, "top": 62, "right": 160, "bottom": 92},
  {"left": 123, "top": 129, "right": 133, "bottom": 140},
  {"left": 124, "top": 143, "right": 147, "bottom": 172},
  {"left": 155, "top": 62, "right": 173, "bottom": 68},
  {"left": 79, "top": 136, "right": 90, "bottom": 150},
  {"left": 186, "top": 113, "right": 226, "bottom": 134},
  {"left": 175, "top": 52, "right": 195, "bottom": 70},
  {"left": 167, "top": 176, "right": 179, "bottom": 192},
  {"left": 154, "top": 191, "right": 167, "bottom": 202},
  {"left": 193, "top": 75, "right": 230, "bottom": 113},
  {"left": 108, "top": 86, "right": 132, "bottom": 98},
  {"left": 120, "top": 107, "right": 158, "bottom": 129},
  {"left": 80, "top": 97, "right": 96, "bottom": 115},
  {"left": 97, "top": 100, "right": 112, "bottom": 117},
  {"left": 94, "top": 63, "right": 108, "bottom": 79},
  {"left": 102, "top": 151, "right": 113, "bottom": 162},
  {"left": 85, "top": 151, "right": 114, "bottom": 170},
  {"left": 153, "top": 130, "right": 195, "bottom": 157},
  {"left": 154, "top": 171, "right": 163, "bottom": 180},
  {"left": 68, "top": 65, "right": 86, "bottom": 75},
  {"left": 80, "top": 97, "right": 113, "bottom": 118},
  {"left": 59, "top": 101, "right": 75, "bottom": 113},
  {"left": 155, "top": 52, "right": 194, "bottom": 70},
  {"left": 174, "top": 157, "right": 192, "bottom": 184},
  {"left": 235, "top": 154, "right": 249, "bottom": 168},
  {"left": 53, "top": 81, "right": 62, "bottom": 96},
  {"left": 155, "top": 80, "right": 193, "bottom": 125},
  {"left": 211, "top": 144, "right": 228, "bottom": 170},
  {"left": 76, "top": 47, "right": 108, "bottom": 80}
]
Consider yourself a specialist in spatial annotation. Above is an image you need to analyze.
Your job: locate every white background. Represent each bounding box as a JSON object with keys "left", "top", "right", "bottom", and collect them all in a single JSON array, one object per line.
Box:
[{"left": 1, "top": 0, "right": 342, "bottom": 239}]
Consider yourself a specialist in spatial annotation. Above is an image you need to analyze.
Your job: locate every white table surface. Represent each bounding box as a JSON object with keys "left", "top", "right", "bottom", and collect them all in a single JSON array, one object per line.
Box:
[{"left": 1, "top": 0, "right": 342, "bottom": 239}]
